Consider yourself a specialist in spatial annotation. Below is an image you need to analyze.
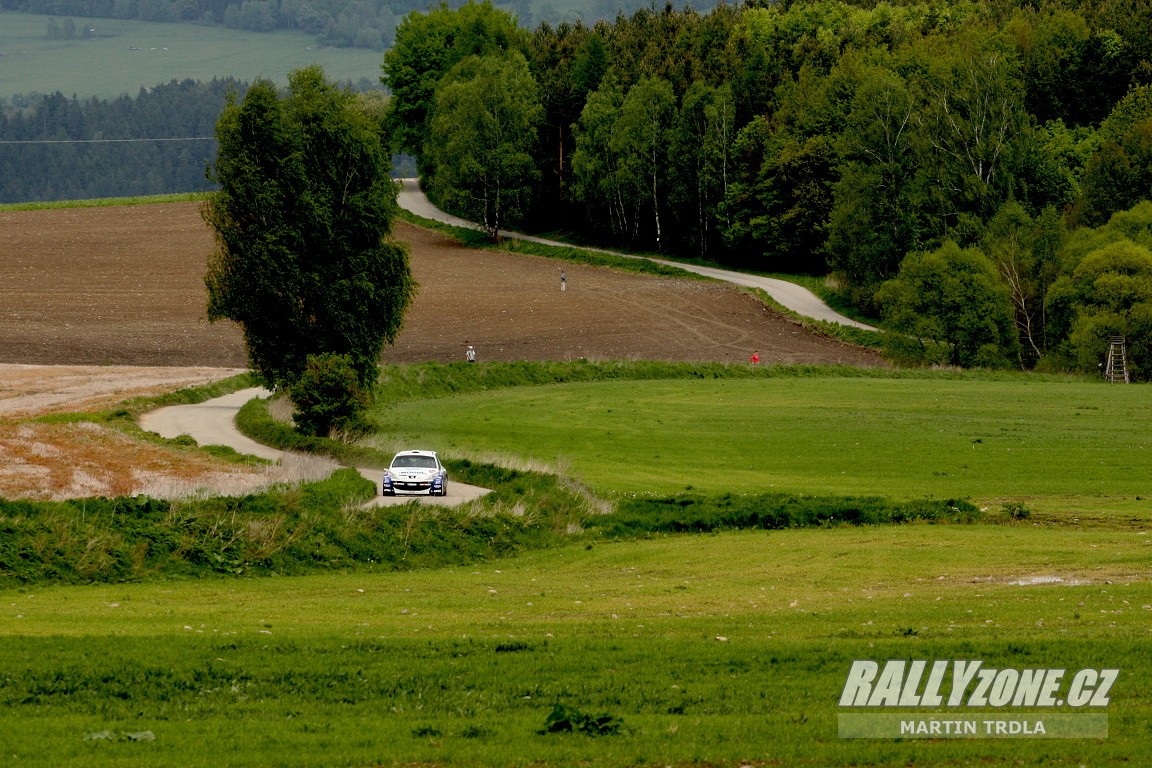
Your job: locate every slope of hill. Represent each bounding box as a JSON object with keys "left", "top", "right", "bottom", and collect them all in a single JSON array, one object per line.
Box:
[
  {"left": 0, "top": 201, "right": 878, "bottom": 499},
  {"left": 0, "top": 201, "right": 882, "bottom": 368}
]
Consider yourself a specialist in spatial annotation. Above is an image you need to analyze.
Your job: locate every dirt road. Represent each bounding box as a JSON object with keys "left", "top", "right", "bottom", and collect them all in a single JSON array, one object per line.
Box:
[
  {"left": 0, "top": 200, "right": 881, "bottom": 500},
  {"left": 140, "top": 388, "right": 490, "bottom": 507},
  {"left": 396, "top": 178, "right": 878, "bottom": 331}
]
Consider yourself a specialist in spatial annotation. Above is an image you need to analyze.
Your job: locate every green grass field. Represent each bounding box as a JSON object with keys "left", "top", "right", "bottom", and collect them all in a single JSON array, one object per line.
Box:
[
  {"left": 370, "top": 366, "right": 1152, "bottom": 522},
  {"left": 0, "top": 11, "right": 384, "bottom": 99},
  {"left": 1, "top": 526, "right": 1148, "bottom": 765},
  {"left": 3, "top": 356, "right": 1151, "bottom": 763}
]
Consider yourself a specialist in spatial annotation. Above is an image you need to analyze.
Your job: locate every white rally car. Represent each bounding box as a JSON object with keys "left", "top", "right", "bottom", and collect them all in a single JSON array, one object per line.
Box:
[{"left": 381, "top": 449, "right": 448, "bottom": 496}]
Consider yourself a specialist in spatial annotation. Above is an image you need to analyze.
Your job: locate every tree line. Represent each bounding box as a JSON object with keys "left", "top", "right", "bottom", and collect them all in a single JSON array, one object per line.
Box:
[
  {"left": 384, "top": 0, "right": 1152, "bottom": 378},
  {"left": 0, "top": 78, "right": 403, "bottom": 202},
  {"left": 0, "top": 78, "right": 240, "bottom": 202}
]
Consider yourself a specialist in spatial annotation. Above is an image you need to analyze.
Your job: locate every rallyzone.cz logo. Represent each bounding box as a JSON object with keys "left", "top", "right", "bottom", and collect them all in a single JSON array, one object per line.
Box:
[{"left": 837, "top": 660, "right": 1117, "bottom": 739}]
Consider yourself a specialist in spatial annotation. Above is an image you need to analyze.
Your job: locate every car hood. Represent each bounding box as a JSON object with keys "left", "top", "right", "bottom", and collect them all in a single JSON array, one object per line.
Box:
[{"left": 390, "top": 467, "right": 440, "bottom": 479}]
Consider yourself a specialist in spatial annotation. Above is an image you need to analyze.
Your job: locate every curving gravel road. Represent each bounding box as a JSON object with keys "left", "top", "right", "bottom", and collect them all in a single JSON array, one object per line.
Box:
[
  {"left": 139, "top": 181, "right": 872, "bottom": 504},
  {"left": 140, "top": 388, "right": 281, "bottom": 460},
  {"left": 140, "top": 388, "right": 490, "bottom": 507},
  {"left": 396, "top": 178, "right": 877, "bottom": 331}
]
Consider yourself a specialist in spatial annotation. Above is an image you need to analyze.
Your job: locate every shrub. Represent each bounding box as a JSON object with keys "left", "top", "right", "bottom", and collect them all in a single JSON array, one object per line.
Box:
[
  {"left": 876, "top": 242, "right": 1019, "bottom": 368},
  {"left": 289, "top": 353, "right": 371, "bottom": 438},
  {"left": 1003, "top": 501, "right": 1031, "bottom": 521}
]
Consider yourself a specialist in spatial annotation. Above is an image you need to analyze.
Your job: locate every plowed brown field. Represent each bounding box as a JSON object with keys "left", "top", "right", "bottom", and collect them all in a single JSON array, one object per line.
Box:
[
  {"left": 0, "top": 201, "right": 881, "bottom": 499},
  {"left": 0, "top": 201, "right": 880, "bottom": 368}
]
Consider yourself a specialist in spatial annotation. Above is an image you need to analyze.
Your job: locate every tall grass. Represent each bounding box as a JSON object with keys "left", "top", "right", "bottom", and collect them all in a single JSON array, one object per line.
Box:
[
  {"left": 0, "top": 467, "right": 588, "bottom": 584},
  {"left": 594, "top": 493, "right": 981, "bottom": 535}
]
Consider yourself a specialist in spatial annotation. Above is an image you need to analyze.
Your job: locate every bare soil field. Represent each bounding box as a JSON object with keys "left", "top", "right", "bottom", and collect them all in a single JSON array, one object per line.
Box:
[
  {"left": 0, "top": 202, "right": 881, "bottom": 499},
  {"left": 0, "top": 202, "right": 880, "bottom": 368}
]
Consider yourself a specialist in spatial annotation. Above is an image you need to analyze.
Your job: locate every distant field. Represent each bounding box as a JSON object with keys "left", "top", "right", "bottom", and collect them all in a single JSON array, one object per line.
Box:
[
  {"left": 372, "top": 370, "right": 1152, "bottom": 520},
  {"left": 0, "top": 11, "right": 385, "bottom": 99}
]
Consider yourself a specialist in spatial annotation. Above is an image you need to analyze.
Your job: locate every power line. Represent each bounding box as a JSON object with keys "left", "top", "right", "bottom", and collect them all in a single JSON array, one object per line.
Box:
[{"left": 0, "top": 137, "right": 215, "bottom": 144}]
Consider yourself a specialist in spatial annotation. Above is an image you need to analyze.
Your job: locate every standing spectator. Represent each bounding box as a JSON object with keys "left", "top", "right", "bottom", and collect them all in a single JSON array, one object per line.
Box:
[
  {"left": 560, "top": 270, "right": 566, "bottom": 292},
  {"left": 466, "top": 344, "right": 476, "bottom": 363}
]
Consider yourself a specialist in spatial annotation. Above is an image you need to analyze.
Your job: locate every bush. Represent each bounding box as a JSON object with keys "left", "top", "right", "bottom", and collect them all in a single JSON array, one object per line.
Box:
[
  {"left": 876, "top": 242, "right": 1019, "bottom": 368},
  {"left": 289, "top": 353, "right": 371, "bottom": 438},
  {"left": 1003, "top": 501, "right": 1031, "bottom": 521}
]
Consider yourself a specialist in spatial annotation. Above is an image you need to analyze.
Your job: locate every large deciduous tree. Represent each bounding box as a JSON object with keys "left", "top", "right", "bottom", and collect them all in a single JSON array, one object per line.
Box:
[
  {"left": 381, "top": 0, "right": 524, "bottom": 162},
  {"left": 425, "top": 50, "right": 543, "bottom": 240},
  {"left": 669, "top": 81, "right": 735, "bottom": 260},
  {"left": 876, "top": 241, "right": 1019, "bottom": 368},
  {"left": 981, "top": 201, "right": 1065, "bottom": 368},
  {"left": 204, "top": 66, "right": 416, "bottom": 398},
  {"left": 612, "top": 76, "right": 676, "bottom": 251},
  {"left": 827, "top": 60, "right": 920, "bottom": 304},
  {"left": 571, "top": 77, "right": 632, "bottom": 241},
  {"left": 1049, "top": 238, "right": 1152, "bottom": 379},
  {"left": 912, "top": 31, "right": 1029, "bottom": 237}
]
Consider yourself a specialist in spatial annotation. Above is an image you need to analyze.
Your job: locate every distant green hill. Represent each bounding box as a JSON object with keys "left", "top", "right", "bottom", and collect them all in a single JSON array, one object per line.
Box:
[{"left": 0, "top": 11, "right": 385, "bottom": 100}]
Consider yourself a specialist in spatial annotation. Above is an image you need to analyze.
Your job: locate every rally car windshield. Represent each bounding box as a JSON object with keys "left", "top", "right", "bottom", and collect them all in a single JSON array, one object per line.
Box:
[{"left": 393, "top": 456, "right": 438, "bottom": 469}]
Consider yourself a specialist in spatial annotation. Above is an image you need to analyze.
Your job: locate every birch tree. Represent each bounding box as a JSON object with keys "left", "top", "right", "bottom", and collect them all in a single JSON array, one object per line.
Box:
[
  {"left": 425, "top": 51, "right": 543, "bottom": 240},
  {"left": 204, "top": 67, "right": 415, "bottom": 394},
  {"left": 613, "top": 76, "right": 675, "bottom": 250}
]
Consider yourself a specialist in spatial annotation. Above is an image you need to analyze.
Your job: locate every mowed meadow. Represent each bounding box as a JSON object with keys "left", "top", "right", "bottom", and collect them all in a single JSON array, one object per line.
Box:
[
  {"left": 1, "top": 526, "right": 1149, "bottom": 766},
  {"left": 2, "top": 362, "right": 1151, "bottom": 766},
  {"left": 369, "top": 363, "right": 1152, "bottom": 520}
]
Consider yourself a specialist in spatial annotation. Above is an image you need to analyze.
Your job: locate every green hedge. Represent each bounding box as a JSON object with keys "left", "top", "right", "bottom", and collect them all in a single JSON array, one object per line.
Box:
[
  {"left": 588, "top": 493, "right": 981, "bottom": 537},
  {"left": 0, "top": 470, "right": 564, "bottom": 586}
]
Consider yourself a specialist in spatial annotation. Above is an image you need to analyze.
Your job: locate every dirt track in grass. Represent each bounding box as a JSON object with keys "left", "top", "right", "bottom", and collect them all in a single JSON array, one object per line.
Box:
[{"left": 0, "top": 202, "right": 882, "bottom": 499}]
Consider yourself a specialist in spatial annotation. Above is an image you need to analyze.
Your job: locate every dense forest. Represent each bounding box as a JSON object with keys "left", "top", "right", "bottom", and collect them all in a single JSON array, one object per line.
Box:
[
  {"left": 0, "top": 78, "right": 239, "bottom": 202},
  {"left": 384, "top": 0, "right": 1152, "bottom": 378},
  {"left": 0, "top": 78, "right": 408, "bottom": 202}
]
